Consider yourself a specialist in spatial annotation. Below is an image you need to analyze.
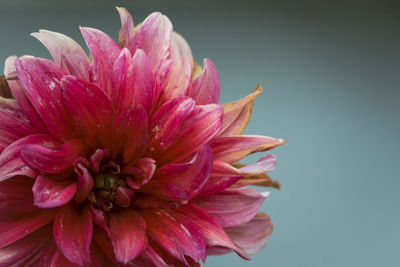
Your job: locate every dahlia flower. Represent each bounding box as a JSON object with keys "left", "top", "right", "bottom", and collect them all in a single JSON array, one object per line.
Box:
[{"left": 0, "top": 7, "right": 285, "bottom": 267}]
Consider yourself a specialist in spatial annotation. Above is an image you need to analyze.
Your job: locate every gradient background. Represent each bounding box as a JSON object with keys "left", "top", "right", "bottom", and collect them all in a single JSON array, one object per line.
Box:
[{"left": 1, "top": 0, "right": 399, "bottom": 266}]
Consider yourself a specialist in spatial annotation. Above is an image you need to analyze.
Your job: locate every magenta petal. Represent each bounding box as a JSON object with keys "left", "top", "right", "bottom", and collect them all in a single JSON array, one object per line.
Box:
[
  {"left": 112, "top": 106, "right": 148, "bottom": 165},
  {"left": 146, "top": 145, "right": 213, "bottom": 200},
  {"left": 22, "top": 138, "right": 87, "bottom": 176},
  {"left": 224, "top": 213, "right": 273, "bottom": 255},
  {"left": 15, "top": 58, "right": 75, "bottom": 140},
  {"left": 212, "top": 135, "right": 286, "bottom": 163},
  {"left": 117, "top": 7, "right": 135, "bottom": 48},
  {"left": 80, "top": 27, "right": 120, "bottom": 94},
  {"left": 0, "top": 176, "right": 35, "bottom": 214},
  {"left": 147, "top": 96, "right": 195, "bottom": 158},
  {"left": 4, "top": 56, "right": 47, "bottom": 132},
  {"left": 62, "top": 75, "right": 114, "bottom": 148},
  {"left": 160, "top": 32, "right": 193, "bottom": 103},
  {"left": 0, "top": 134, "right": 54, "bottom": 182},
  {"left": 195, "top": 187, "right": 266, "bottom": 228},
  {"left": 115, "top": 187, "right": 135, "bottom": 206},
  {"left": 174, "top": 203, "right": 249, "bottom": 260},
  {"left": 117, "top": 49, "right": 154, "bottom": 113},
  {"left": 0, "top": 226, "right": 49, "bottom": 266},
  {"left": 190, "top": 59, "right": 220, "bottom": 105},
  {"left": 161, "top": 104, "right": 223, "bottom": 163},
  {"left": 109, "top": 209, "right": 147, "bottom": 264},
  {"left": 142, "top": 208, "right": 206, "bottom": 264},
  {"left": 31, "top": 30, "right": 90, "bottom": 81},
  {"left": 32, "top": 175, "right": 77, "bottom": 209},
  {"left": 53, "top": 204, "right": 92, "bottom": 265},
  {"left": 0, "top": 207, "right": 56, "bottom": 248},
  {"left": 0, "top": 105, "right": 37, "bottom": 152},
  {"left": 40, "top": 238, "right": 81, "bottom": 267}
]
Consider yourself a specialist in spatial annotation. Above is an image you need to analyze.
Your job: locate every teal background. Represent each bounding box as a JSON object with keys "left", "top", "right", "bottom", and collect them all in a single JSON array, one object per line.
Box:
[{"left": 1, "top": 0, "right": 399, "bottom": 266}]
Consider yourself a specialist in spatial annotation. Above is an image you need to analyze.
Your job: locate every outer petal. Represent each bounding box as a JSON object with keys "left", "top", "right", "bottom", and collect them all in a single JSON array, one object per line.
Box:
[
  {"left": 4, "top": 56, "right": 47, "bottom": 132},
  {"left": 219, "top": 85, "right": 262, "bottom": 137},
  {"left": 116, "top": 49, "right": 154, "bottom": 113},
  {"left": 40, "top": 238, "right": 81, "bottom": 267},
  {"left": 129, "top": 12, "right": 172, "bottom": 104},
  {"left": 0, "top": 226, "right": 49, "bottom": 266},
  {"left": 189, "top": 59, "right": 220, "bottom": 105},
  {"left": 129, "top": 12, "right": 172, "bottom": 74},
  {"left": 144, "top": 145, "right": 213, "bottom": 201},
  {"left": 160, "top": 32, "right": 193, "bottom": 103},
  {"left": 160, "top": 104, "right": 223, "bottom": 163},
  {"left": 53, "top": 204, "right": 92, "bottom": 265},
  {"left": 0, "top": 134, "right": 53, "bottom": 182},
  {"left": 141, "top": 208, "right": 206, "bottom": 264},
  {"left": 199, "top": 155, "right": 277, "bottom": 197},
  {"left": 0, "top": 101, "right": 37, "bottom": 152},
  {"left": 174, "top": 203, "right": 249, "bottom": 260},
  {"left": 234, "top": 173, "right": 280, "bottom": 189},
  {"left": 117, "top": 7, "right": 135, "bottom": 48},
  {"left": 80, "top": 27, "right": 121, "bottom": 94},
  {"left": 62, "top": 75, "right": 114, "bottom": 148},
  {"left": 109, "top": 209, "right": 147, "bottom": 264},
  {"left": 31, "top": 30, "right": 90, "bottom": 81},
  {"left": 212, "top": 135, "right": 286, "bottom": 163},
  {"left": 15, "top": 58, "right": 74, "bottom": 140},
  {"left": 22, "top": 139, "right": 88, "bottom": 176},
  {"left": 0, "top": 176, "right": 34, "bottom": 214},
  {"left": 111, "top": 106, "right": 148, "bottom": 165},
  {"left": 32, "top": 175, "right": 77, "bottom": 209},
  {"left": 224, "top": 212, "right": 273, "bottom": 255},
  {"left": 195, "top": 187, "right": 266, "bottom": 228}
]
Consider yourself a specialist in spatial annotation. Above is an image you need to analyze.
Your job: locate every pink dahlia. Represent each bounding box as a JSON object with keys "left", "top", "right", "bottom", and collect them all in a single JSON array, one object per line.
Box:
[{"left": 0, "top": 7, "right": 285, "bottom": 267}]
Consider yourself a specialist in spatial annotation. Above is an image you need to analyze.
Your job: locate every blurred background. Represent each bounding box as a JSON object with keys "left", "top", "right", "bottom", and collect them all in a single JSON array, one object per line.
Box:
[{"left": 1, "top": 0, "right": 399, "bottom": 266}]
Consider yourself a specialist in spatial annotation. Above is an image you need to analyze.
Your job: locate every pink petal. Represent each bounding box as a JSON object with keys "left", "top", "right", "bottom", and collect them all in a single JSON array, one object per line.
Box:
[
  {"left": 189, "top": 59, "right": 220, "bottom": 105},
  {"left": 160, "top": 103, "right": 223, "bottom": 164},
  {"left": 74, "top": 158, "right": 94, "bottom": 204},
  {"left": 0, "top": 103, "right": 37, "bottom": 152},
  {"left": 61, "top": 75, "right": 114, "bottom": 148},
  {"left": 22, "top": 138, "right": 87, "bottom": 176},
  {"left": 117, "top": 7, "right": 135, "bottom": 48},
  {"left": 145, "top": 145, "right": 213, "bottom": 201},
  {"left": 0, "top": 134, "right": 54, "bottom": 182},
  {"left": 219, "top": 85, "right": 262, "bottom": 137},
  {"left": 32, "top": 175, "right": 77, "bottom": 208},
  {"left": 15, "top": 58, "right": 75, "bottom": 140},
  {"left": 147, "top": 96, "right": 195, "bottom": 159},
  {"left": 160, "top": 32, "right": 193, "bottom": 103},
  {"left": 53, "top": 204, "right": 92, "bottom": 265},
  {"left": 141, "top": 208, "right": 206, "bottom": 264},
  {"left": 133, "top": 246, "right": 169, "bottom": 267},
  {"left": 195, "top": 187, "right": 266, "bottom": 228},
  {"left": 174, "top": 203, "right": 249, "bottom": 260},
  {"left": 111, "top": 106, "right": 148, "bottom": 165},
  {"left": 197, "top": 160, "right": 243, "bottom": 197},
  {"left": 115, "top": 187, "right": 135, "bottom": 206},
  {"left": 80, "top": 27, "right": 120, "bottom": 94},
  {"left": 31, "top": 30, "right": 90, "bottom": 81},
  {"left": 212, "top": 135, "right": 286, "bottom": 163},
  {"left": 4, "top": 56, "right": 47, "bottom": 132},
  {"left": 116, "top": 49, "right": 154, "bottom": 113},
  {"left": 0, "top": 226, "right": 49, "bottom": 266},
  {"left": 224, "top": 212, "right": 273, "bottom": 255},
  {"left": 89, "top": 148, "right": 110, "bottom": 174},
  {"left": 0, "top": 208, "right": 56, "bottom": 248},
  {"left": 129, "top": 12, "right": 172, "bottom": 75},
  {"left": 199, "top": 155, "right": 276, "bottom": 197},
  {"left": 239, "top": 154, "right": 276, "bottom": 174},
  {"left": 109, "top": 209, "right": 147, "bottom": 264}
]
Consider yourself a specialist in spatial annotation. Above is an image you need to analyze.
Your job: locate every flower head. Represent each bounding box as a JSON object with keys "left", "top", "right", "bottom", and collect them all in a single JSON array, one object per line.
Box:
[{"left": 0, "top": 7, "right": 285, "bottom": 266}]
